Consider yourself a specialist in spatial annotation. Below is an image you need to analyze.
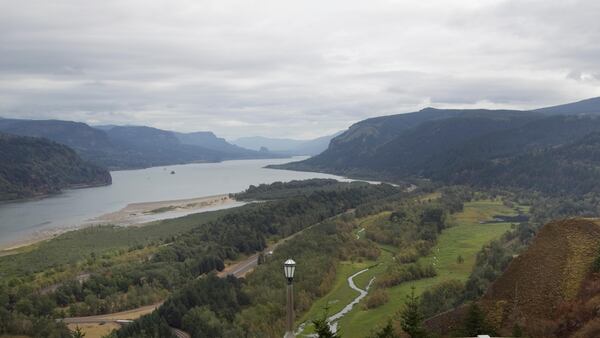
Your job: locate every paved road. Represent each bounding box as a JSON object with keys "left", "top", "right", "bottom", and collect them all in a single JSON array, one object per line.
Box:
[
  {"left": 61, "top": 302, "right": 190, "bottom": 338},
  {"left": 219, "top": 252, "right": 262, "bottom": 278},
  {"left": 171, "top": 327, "right": 192, "bottom": 338},
  {"left": 62, "top": 303, "right": 161, "bottom": 324},
  {"left": 218, "top": 209, "right": 355, "bottom": 279}
]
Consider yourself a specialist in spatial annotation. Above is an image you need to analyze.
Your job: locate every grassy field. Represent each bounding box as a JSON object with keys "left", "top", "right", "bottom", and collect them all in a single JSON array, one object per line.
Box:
[
  {"left": 0, "top": 207, "right": 241, "bottom": 277},
  {"left": 67, "top": 323, "right": 120, "bottom": 338},
  {"left": 299, "top": 199, "right": 525, "bottom": 337}
]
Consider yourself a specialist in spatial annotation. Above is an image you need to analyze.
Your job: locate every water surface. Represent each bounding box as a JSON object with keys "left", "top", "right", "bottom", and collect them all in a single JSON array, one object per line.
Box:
[{"left": 0, "top": 157, "right": 346, "bottom": 248}]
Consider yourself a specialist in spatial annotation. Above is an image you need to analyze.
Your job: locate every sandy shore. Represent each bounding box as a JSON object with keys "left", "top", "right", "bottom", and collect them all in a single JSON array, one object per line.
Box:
[
  {"left": 0, "top": 194, "right": 239, "bottom": 253},
  {"left": 90, "top": 194, "right": 235, "bottom": 226}
]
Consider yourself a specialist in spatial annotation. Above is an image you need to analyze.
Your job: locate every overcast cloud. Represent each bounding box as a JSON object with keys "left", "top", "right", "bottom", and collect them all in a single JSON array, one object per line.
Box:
[{"left": 1, "top": 0, "right": 599, "bottom": 139}]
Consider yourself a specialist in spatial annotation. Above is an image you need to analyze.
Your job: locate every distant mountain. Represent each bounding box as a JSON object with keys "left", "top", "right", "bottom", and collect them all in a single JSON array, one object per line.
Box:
[
  {"left": 97, "top": 125, "right": 224, "bottom": 168},
  {"left": 174, "top": 131, "right": 262, "bottom": 157},
  {"left": 275, "top": 97, "right": 600, "bottom": 195},
  {"left": 0, "top": 132, "right": 111, "bottom": 201},
  {"left": 0, "top": 118, "right": 283, "bottom": 170},
  {"left": 233, "top": 131, "right": 342, "bottom": 156}
]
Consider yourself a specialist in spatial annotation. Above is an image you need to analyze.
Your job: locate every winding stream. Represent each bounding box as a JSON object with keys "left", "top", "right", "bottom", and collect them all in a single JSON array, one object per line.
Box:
[{"left": 297, "top": 268, "right": 375, "bottom": 336}]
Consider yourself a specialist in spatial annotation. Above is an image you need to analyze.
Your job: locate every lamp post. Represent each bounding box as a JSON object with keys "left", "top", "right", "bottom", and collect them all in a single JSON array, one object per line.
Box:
[{"left": 284, "top": 258, "right": 296, "bottom": 338}]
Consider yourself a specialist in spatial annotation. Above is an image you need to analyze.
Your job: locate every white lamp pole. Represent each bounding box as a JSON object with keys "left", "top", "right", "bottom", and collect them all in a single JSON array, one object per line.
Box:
[{"left": 284, "top": 258, "right": 296, "bottom": 338}]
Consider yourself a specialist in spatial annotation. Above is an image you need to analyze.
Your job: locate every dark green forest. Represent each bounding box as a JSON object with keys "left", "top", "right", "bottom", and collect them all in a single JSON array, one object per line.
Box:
[
  {"left": 0, "top": 132, "right": 111, "bottom": 201},
  {"left": 276, "top": 104, "right": 600, "bottom": 198}
]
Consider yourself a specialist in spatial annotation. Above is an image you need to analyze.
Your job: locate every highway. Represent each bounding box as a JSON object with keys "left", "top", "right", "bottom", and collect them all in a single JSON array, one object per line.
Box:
[{"left": 62, "top": 303, "right": 161, "bottom": 324}]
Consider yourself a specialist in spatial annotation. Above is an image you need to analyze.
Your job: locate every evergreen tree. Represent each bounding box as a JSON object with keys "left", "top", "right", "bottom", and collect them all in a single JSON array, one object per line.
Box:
[
  {"left": 464, "top": 303, "right": 492, "bottom": 336},
  {"left": 312, "top": 309, "right": 340, "bottom": 338},
  {"left": 400, "top": 287, "right": 427, "bottom": 338},
  {"left": 512, "top": 323, "right": 524, "bottom": 337},
  {"left": 370, "top": 322, "right": 399, "bottom": 338}
]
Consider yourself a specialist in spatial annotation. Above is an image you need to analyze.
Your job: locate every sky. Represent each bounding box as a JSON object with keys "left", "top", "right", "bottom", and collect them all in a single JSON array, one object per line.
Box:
[{"left": 1, "top": 0, "right": 600, "bottom": 140}]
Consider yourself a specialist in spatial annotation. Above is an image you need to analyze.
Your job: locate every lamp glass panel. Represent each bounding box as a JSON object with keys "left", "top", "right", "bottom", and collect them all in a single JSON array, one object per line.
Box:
[{"left": 284, "top": 259, "right": 296, "bottom": 278}]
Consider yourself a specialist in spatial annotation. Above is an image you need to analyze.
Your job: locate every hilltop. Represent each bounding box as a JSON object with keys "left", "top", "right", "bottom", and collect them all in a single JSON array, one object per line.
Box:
[{"left": 0, "top": 132, "right": 111, "bottom": 201}]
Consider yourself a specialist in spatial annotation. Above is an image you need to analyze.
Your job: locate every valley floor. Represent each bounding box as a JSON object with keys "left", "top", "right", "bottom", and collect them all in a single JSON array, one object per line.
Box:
[{"left": 297, "top": 199, "right": 527, "bottom": 337}]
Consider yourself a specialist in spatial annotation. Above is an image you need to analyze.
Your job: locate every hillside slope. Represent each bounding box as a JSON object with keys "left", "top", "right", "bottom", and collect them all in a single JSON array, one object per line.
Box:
[
  {"left": 0, "top": 133, "right": 112, "bottom": 201},
  {"left": 426, "top": 219, "right": 600, "bottom": 337},
  {"left": 276, "top": 98, "right": 600, "bottom": 195},
  {"left": 0, "top": 118, "right": 113, "bottom": 151},
  {"left": 479, "top": 219, "right": 600, "bottom": 337}
]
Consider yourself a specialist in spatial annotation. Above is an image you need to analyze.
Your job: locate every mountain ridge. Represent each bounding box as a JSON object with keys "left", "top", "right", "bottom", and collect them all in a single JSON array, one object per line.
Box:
[
  {"left": 274, "top": 97, "right": 600, "bottom": 195},
  {"left": 0, "top": 118, "right": 283, "bottom": 170}
]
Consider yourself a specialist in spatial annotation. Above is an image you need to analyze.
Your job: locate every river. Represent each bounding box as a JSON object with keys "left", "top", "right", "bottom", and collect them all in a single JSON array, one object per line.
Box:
[{"left": 0, "top": 157, "right": 348, "bottom": 249}]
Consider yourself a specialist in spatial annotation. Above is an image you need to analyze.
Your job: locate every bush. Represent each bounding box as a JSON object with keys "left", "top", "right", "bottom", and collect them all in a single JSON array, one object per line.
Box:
[
  {"left": 376, "top": 263, "right": 437, "bottom": 289},
  {"left": 420, "top": 279, "right": 464, "bottom": 318},
  {"left": 364, "top": 288, "right": 390, "bottom": 309}
]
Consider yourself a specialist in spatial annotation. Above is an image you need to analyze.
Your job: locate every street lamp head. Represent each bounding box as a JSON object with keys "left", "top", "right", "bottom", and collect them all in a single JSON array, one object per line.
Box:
[{"left": 284, "top": 258, "right": 296, "bottom": 283}]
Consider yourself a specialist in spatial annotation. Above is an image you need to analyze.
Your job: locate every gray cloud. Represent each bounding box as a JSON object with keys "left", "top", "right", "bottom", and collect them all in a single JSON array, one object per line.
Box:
[{"left": 1, "top": 0, "right": 599, "bottom": 139}]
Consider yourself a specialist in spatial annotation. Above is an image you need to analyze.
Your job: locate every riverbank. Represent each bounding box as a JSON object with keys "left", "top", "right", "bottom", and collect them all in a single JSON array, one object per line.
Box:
[
  {"left": 0, "top": 194, "right": 240, "bottom": 253},
  {"left": 89, "top": 194, "right": 236, "bottom": 226}
]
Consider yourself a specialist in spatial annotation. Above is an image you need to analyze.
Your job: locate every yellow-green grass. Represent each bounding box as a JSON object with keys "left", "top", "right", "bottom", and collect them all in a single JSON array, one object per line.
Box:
[
  {"left": 296, "top": 211, "right": 399, "bottom": 335},
  {"left": 327, "top": 200, "right": 524, "bottom": 337},
  {"left": 418, "top": 192, "right": 442, "bottom": 202},
  {"left": 67, "top": 323, "right": 120, "bottom": 338},
  {"left": 358, "top": 211, "right": 392, "bottom": 229},
  {"left": 297, "top": 259, "right": 378, "bottom": 334}
]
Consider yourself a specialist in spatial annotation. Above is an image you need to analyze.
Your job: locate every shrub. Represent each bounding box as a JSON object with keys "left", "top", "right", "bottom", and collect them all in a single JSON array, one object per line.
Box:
[
  {"left": 376, "top": 263, "right": 437, "bottom": 289},
  {"left": 420, "top": 279, "right": 464, "bottom": 318},
  {"left": 364, "top": 288, "right": 390, "bottom": 309}
]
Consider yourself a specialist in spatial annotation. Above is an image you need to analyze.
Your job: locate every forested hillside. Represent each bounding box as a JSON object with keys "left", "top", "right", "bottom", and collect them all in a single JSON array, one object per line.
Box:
[
  {"left": 0, "top": 133, "right": 111, "bottom": 201},
  {"left": 276, "top": 97, "right": 600, "bottom": 196}
]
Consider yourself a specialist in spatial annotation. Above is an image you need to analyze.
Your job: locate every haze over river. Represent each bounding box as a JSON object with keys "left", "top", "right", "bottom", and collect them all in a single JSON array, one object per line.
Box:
[{"left": 0, "top": 157, "right": 348, "bottom": 248}]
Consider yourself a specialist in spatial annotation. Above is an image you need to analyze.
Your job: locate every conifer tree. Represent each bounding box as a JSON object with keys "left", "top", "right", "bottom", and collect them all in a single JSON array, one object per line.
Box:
[{"left": 400, "top": 287, "right": 427, "bottom": 338}]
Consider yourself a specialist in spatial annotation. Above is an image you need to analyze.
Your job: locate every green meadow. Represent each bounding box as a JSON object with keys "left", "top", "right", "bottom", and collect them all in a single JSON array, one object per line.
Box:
[
  {"left": 0, "top": 207, "right": 238, "bottom": 277},
  {"left": 299, "top": 199, "right": 525, "bottom": 338}
]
